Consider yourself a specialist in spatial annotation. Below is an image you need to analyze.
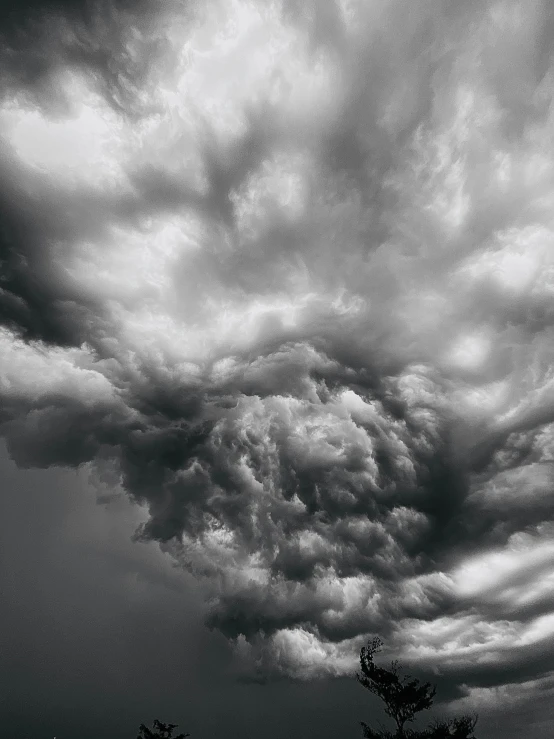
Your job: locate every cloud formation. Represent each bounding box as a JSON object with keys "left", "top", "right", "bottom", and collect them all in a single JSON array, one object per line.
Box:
[{"left": 2, "top": 0, "right": 554, "bottom": 715}]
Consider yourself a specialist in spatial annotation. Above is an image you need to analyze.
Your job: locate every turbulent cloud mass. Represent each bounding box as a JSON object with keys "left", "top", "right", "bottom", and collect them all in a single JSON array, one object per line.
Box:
[{"left": 3, "top": 0, "right": 554, "bottom": 727}]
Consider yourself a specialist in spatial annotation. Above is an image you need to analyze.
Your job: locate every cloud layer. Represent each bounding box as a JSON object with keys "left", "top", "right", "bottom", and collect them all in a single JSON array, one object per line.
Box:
[{"left": 2, "top": 0, "right": 554, "bottom": 715}]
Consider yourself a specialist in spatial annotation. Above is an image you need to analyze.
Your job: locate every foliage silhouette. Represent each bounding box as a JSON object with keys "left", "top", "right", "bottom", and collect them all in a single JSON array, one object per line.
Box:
[
  {"left": 357, "top": 638, "right": 478, "bottom": 739},
  {"left": 137, "top": 719, "right": 190, "bottom": 739},
  {"left": 423, "top": 715, "right": 478, "bottom": 738}
]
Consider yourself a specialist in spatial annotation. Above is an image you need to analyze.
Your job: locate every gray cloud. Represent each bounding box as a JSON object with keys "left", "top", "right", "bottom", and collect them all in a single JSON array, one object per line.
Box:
[{"left": 2, "top": 1, "right": 554, "bottom": 733}]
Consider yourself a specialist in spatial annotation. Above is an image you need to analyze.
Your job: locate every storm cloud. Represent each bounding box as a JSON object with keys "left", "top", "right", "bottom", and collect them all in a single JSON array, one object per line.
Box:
[{"left": 2, "top": 0, "right": 554, "bottom": 729}]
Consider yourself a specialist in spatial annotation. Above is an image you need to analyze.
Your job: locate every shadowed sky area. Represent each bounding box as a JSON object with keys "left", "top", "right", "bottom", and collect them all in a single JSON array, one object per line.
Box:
[{"left": 2, "top": 0, "right": 554, "bottom": 737}]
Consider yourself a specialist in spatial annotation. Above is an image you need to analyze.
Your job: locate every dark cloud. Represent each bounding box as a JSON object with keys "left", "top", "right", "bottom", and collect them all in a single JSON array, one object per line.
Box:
[
  {"left": 2, "top": 0, "right": 554, "bottom": 736},
  {"left": 2, "top": 442, "right": 390, "bottom": 739}
]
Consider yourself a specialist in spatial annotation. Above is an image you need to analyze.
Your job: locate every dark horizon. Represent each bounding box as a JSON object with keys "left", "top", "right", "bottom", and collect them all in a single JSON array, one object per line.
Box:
[{"left": 1, "top": 1, "right": 554, "bottom": 737}]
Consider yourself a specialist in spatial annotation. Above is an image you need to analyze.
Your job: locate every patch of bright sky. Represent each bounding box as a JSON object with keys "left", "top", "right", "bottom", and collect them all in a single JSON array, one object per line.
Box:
[
  {"left": 0, "top": 69, "right": 128, "bottom": 189},
  {"left": 162, "top": 0, "right": 341, "bottom": 150},
  {"left": 452, "top": 529, "right": 554, "bottom": 600},
  {"left": 459, "top": 225, "right": 554, "bottom": 297},
  {"left": 66, "top": 215, "right": 202, "bottom": 303},
  {"left": 442, "top": 330, "right": 492, "bottom": 373}
]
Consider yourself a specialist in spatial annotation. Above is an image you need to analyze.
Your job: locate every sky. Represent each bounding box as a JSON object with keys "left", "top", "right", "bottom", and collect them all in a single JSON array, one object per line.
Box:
[{"left": 1, "top": 0, "right": 554, "bottom": 737}]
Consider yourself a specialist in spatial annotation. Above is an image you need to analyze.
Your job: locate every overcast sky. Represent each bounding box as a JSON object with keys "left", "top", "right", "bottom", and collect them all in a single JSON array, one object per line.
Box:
[{"left": 2, "top": 0, "right": 554, "bottom": 737}]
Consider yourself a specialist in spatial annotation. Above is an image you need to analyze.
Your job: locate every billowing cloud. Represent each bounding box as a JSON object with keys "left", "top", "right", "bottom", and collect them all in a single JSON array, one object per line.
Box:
[{"left": 2, "top": 0, "right": 554, "bottom": 722}]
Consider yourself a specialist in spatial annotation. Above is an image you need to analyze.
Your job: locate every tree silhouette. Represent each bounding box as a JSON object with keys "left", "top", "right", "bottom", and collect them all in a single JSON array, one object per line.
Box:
[
  {"left": 357, "top": 638, "right": 477, "bottom": 739},
  {"left": 137, "top": 719, "right": 190, "bottom": 739},
  {"left": 423, "top": 715, "right": 478, "bottom": 738}
]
